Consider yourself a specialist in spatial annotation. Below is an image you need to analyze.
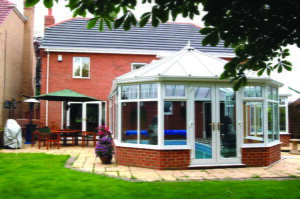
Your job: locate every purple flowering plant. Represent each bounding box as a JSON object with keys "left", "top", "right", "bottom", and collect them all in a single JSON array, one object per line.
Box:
[{"left": 95, "top": 125, "right": 114, "bottom": 157}]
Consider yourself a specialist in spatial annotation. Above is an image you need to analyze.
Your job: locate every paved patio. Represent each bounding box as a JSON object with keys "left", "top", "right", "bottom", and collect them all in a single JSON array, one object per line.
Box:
[{"left": 1, "top": 143, "right": 300, "bottom": 182}]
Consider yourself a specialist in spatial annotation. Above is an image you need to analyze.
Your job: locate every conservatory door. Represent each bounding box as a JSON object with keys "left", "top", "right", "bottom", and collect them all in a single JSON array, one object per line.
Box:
[{"left": 191, "top": 86, "right": 240, "bottom": 166}]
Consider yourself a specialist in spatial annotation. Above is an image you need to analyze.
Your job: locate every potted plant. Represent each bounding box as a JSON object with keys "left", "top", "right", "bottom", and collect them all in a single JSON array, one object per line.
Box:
[{"left": 95, "top": 125, "right": 114, "bottom": 164}]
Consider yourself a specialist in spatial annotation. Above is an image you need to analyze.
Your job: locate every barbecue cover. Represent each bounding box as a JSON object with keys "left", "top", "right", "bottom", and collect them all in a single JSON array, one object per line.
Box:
[{"left": 4, "top": 119, "right": 22, "bottom": 149}]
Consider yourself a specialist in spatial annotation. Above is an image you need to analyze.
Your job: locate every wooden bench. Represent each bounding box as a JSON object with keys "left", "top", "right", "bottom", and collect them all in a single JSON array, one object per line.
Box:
[{"left": 289, "top": 139, "right": 300, "bottom": 154}]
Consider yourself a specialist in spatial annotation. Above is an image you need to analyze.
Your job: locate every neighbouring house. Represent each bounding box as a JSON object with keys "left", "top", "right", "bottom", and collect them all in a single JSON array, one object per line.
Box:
[
  {"left": 0, "top": 0, "right": 35, "bottom": 128},
  {"left": 288, "top": 88, "right": 300, "bottom": 140},
  {"left": 40, "top": 12, "right": 285, "bottom": 169}
]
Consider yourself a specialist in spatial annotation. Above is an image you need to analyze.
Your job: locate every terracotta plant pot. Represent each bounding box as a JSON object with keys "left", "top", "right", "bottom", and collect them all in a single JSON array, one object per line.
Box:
[{"left": 100, "top": 155, "right": 113, "bottom": 164}]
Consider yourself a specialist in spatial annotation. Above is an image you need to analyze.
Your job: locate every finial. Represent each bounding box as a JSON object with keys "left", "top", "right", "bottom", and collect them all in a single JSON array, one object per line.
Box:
[{"left": 184, "top": 40, "right": 194, "bottom": 50}]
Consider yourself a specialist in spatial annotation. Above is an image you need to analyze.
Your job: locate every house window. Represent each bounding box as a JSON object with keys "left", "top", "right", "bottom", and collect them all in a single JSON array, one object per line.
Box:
[
  {"left": 131, "top": 63, "right": 146, "bottom": 71},
  {"left": 73, "top": 57, "right": 90, "bottom": 78}
]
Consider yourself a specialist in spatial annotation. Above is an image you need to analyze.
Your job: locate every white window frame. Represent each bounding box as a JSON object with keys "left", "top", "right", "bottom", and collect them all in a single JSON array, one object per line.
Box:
[
  {"left": 73, "top": 57, "right": 90, "bottom": 78},
  {"left": 131, "top": 63, "right": 147, "bottom": 71},
  {"left": 267, "top": 87, "right": 279, "bottom": 142}
]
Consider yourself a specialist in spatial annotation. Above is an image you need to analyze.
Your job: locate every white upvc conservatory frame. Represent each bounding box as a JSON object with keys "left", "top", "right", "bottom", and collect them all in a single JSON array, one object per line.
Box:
[
  {"left": 279, "top": 94, "right": 290, "bottom": 134},
  {"left": 112, "top": 77, "right": 282, "bottom": 166}
]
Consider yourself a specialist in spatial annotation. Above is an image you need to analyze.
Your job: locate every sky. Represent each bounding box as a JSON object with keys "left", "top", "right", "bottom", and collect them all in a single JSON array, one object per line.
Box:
[{"left": 9, "top": 0, "right": 300, "bottom": 101}]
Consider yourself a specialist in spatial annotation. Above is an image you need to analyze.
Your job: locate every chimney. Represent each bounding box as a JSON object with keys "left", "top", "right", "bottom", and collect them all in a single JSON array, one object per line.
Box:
[
  {"left": 44, "top": 8, "right": 55, "bottom": 28},
  {"left": 22, "top": 1, "right": 35, "bottom": 98}
]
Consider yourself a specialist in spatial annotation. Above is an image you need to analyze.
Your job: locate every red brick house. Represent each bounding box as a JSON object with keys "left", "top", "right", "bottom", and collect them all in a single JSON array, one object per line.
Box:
[{"left": 39, "top": 13, "right": 234, "bottom": 131}]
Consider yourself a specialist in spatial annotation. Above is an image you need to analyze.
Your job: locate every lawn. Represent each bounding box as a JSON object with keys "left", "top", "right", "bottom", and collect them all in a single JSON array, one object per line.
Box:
[{"left": 0, "top": 153, "right": 299, "bottom": 199}]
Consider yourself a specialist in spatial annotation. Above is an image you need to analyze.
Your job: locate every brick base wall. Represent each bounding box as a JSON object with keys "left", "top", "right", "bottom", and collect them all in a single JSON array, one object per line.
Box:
[
  {"left": 241, "top": 144, "right": 281, "bottom": 167},
  {"left": 280, "top": 134, "right": 291, "bottom": 147},
  {"left": 115, "top": 146, "right": 190, "bottom": 170}
]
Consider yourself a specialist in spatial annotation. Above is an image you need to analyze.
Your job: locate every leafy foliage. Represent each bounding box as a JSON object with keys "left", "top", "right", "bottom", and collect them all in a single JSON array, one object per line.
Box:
[{"left": 26, "top": 0, "right": 299, "bottom": 90}]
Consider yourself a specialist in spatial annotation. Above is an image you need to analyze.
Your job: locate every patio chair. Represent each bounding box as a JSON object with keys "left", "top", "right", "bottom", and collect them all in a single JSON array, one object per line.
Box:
[
  {"left": 31, "top": 131, "right": 40, "bottom": 147},
  {"left": 38, "top": 127, "right": 51, "bottom": 149},
  {"left": 47, "top": 132, "right": 61, "bottom": 150},
  {"left": 82, "top": 131, "right": 97, "bottom": 147}
]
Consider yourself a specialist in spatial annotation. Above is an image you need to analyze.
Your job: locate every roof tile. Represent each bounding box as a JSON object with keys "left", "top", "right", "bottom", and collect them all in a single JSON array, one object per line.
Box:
[
  {"left": 42, "top": 18, "right": 233, "bottom": 54},
  {"left": 0, "top": 0, "right": 14, "bottom": 25}
]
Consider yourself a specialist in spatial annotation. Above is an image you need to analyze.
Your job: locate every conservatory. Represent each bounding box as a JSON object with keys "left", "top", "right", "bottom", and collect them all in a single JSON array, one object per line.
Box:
[{"left": 109, "top": 44, "right": 282, "bottom": 169}]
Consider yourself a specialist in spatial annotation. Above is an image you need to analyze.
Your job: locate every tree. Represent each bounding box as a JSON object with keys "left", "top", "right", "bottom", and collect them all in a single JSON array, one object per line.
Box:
[{"left": 26, "top": 0, "right": 300, "bottom": 90}]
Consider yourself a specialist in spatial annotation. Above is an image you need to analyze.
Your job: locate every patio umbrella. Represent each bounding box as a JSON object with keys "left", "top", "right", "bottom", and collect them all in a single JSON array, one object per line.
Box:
[
  {"left": 33, "top": 89, "right": 99, "bottom": 129},
  {"left": 33, "top": 89, "right": 99, "bottom": 102}
]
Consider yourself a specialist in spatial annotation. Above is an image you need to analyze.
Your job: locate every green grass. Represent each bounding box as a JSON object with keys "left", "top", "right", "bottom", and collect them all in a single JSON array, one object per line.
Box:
[{"left": 0, "top": 153, "right": 299, "bottom": 199}]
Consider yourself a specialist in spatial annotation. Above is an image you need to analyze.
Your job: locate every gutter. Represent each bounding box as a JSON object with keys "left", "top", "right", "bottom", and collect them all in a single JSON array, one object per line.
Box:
[
  {"left": 41, "top": 47, "right": 236, "bottom": 58},
  {"left": 8, "top": 5, "right": 27, "bottom": 23},
  {"left": 2, "top": 31, "right": 7, "bottom": 126},
  {"left": 114, "top": 75, "right": 283, "bottom": 87},
  {"left": 46, "top": 50, "right": 50, "bottom": 126}
]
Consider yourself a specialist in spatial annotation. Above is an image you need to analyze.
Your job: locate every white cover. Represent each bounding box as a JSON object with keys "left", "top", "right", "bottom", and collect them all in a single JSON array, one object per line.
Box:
[{"left": 4, "top": 119, "right": 22, "bottom": 149}]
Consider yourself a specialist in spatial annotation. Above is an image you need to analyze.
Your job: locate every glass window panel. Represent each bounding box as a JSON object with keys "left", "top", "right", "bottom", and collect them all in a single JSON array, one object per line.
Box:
[
  {"left": 268, "top": 102, "right": 280, "bottom": 142},
  {"left": 274, "top": 103, "right": 279, "bottom": 140},
  {"left": 267, "top": 87, "right": 272, "bottom": 100},
  {"left": 165, "top": 85, "right": 185, "bottom": 97},
  {"left": 279, "top": 107, "right": 286, "bottom": 132},
  {"left": 121, "top": 102, "right": 138, "bottom": 144},
  {"left": 86, "top": 104, "right": 99, "bottom": 131},
  {"left": 195, "top": 101, "right": 212, "bottom": 159},
  {"left": 132, "top": 63, "right": 146, "bottom": 71},
  {"left": 279, "top": 97, "right": 286, "bottom": 105},
  {"left": 82, "top": 58, "right": 90, "bottom": 77},
  {"left": 244, "top": 86, "right": 262, "bottom": 97},
  {"left": 219, "top": 88, "right": 237, "bottom": 158},
  {"left": 195, "top": 87, "right": 211, "bottom": 99},
  {"left": 272, "top": 88, "right": 278, "bottom": 101},
  {"left": 164, "top": 101, "right": 187, "bottom": 145},
  {"left": 140, "top": 101, "right": 158, "bottom": 145},
  {"left": 140, "top": 84, "right": 158, "bottom": 99},
  {"left": 121, "top": 85, "right": 138, "bottom": 100},
  {"left": 69, "top": 104, "right": 82, "bottom": 130},
  {"left": 268, "top": 102, "right": 274, "bottom": 142},
  {"left": 73, "top": 58, "right": 81, "bottom": 77},
  {"left": 243, "top": 102, "right": 264, "bottom": 143}
]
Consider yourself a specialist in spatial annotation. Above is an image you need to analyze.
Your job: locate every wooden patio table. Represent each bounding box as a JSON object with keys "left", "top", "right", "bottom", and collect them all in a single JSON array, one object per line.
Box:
[{"left": 52, "top": 129, "right": 82, "bottom": 146}]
